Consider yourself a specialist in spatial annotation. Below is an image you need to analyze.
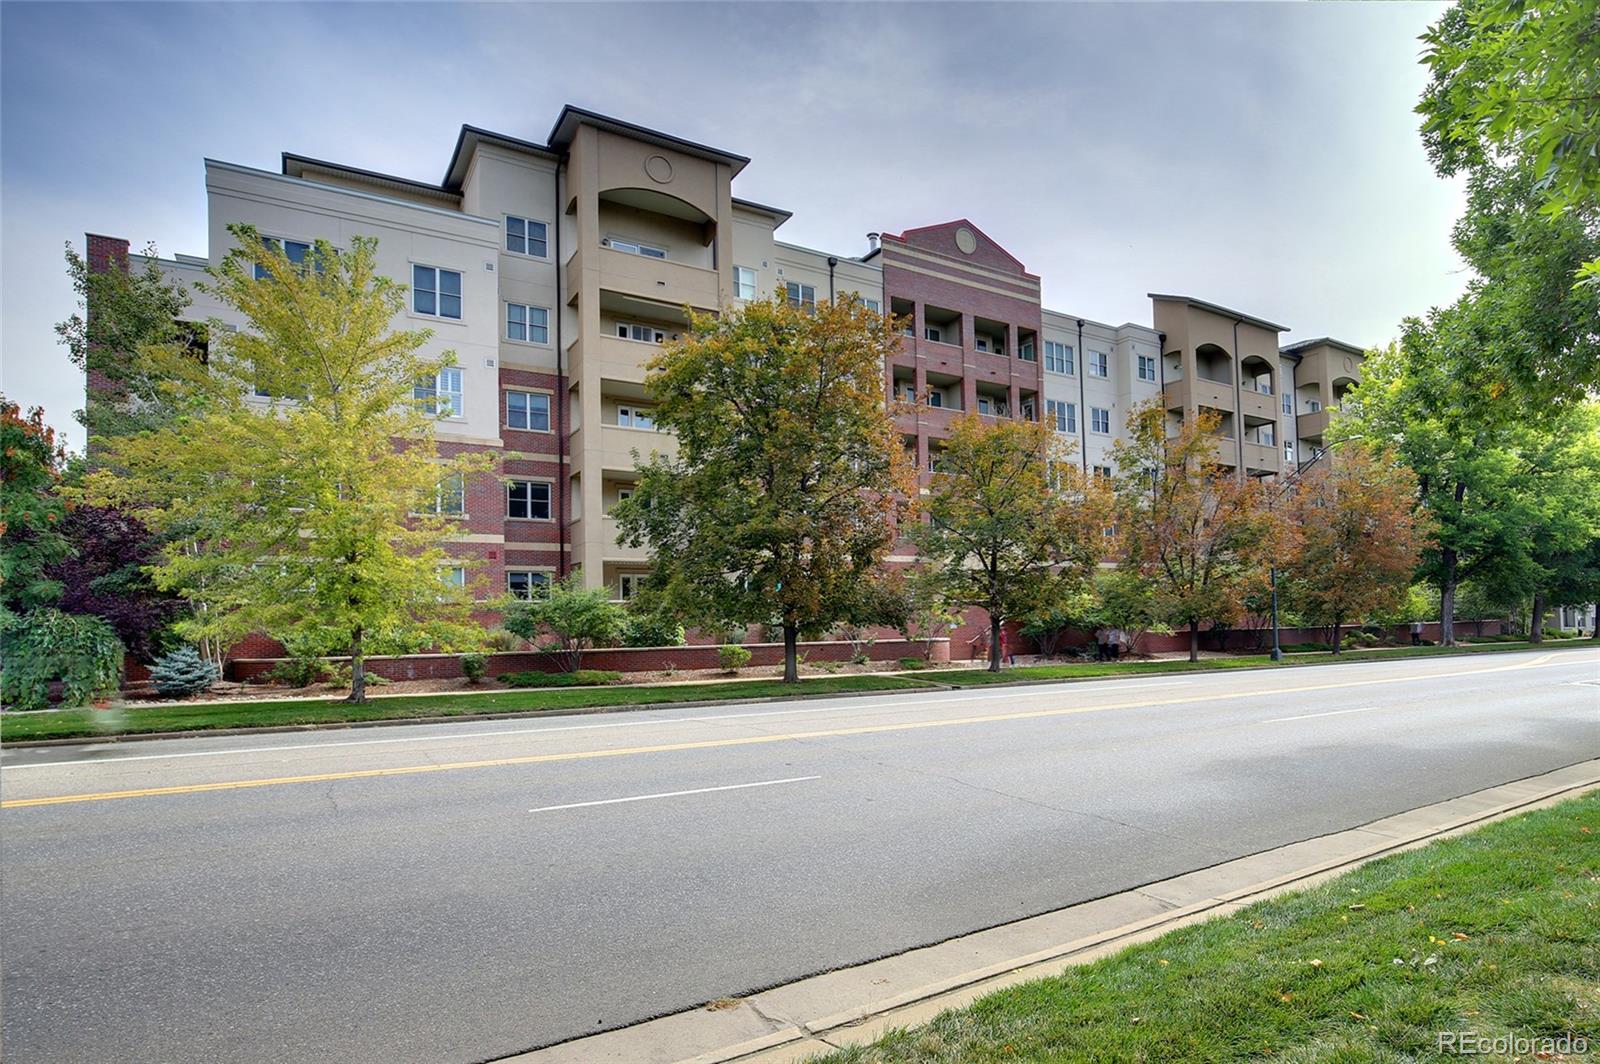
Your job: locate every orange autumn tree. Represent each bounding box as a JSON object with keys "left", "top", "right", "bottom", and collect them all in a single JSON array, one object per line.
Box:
[
  {"left": 1282, "top": 443, "right": 1427, "bottom": 652},
  {"left": 1111, "top": 400, "right": 1287, "bottom": 662}
]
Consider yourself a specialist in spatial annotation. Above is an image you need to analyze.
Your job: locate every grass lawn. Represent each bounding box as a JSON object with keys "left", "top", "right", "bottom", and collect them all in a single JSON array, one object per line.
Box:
[
  {"left": 813, "top": 792, "right": 1600, "bottom": 1063},
  {"left": 0, "top": 674, "right": 934, "bottom": 743},
  {"left": 926, "top": 639, "right": 1594, "bottom": 686}
]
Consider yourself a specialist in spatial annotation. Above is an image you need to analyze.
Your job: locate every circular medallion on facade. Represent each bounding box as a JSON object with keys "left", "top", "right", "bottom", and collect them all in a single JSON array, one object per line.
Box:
[
  {"left": 644, "top": 154, "right": 674, "bottom": 184},
  {"left": 954, "top": 226, "right": 978, "bottom": 254},
  {"left": 1344, "top": 356, "right": 1355, "bottom": 372}
]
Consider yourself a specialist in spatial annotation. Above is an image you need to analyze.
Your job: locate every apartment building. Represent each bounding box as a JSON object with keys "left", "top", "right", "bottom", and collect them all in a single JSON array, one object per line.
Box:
[{"left": 88, "top": 104, "right": 1364, "bottom": 606}]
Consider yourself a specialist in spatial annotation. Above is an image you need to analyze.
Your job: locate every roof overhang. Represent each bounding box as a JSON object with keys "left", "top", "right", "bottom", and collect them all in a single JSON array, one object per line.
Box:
[
  {"left": 1279, "top": 336, "right": 1367, "bottom": 358},
  {"left": 282, "top": 153, "right": 460, "bottom": 205},
  {"left": 441, "top": 125, "right": 559, "bottom": 191},
  {"left": 546, "top": 105, "right": 750, "bottom": 176},
  {"left": 1149, "top": 293, "right": 1289, "bottom": 334}
]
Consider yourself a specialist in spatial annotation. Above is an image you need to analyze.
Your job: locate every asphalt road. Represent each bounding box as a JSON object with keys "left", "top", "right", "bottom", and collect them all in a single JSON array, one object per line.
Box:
[{"left": 3, "top": 648, "right": 1597, "bottom": 1063}]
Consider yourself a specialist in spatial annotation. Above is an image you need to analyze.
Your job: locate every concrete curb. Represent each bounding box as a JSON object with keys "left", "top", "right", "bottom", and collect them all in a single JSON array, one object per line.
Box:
[
  {"left": 9, "top": 642, "right": 1591, "bottom": 749},
  {"left": 0, "top": 680, "right": 958, "bottom": 748},
  {"left": 500, "top": 759, "right": 1600, "bottom": 1064}
]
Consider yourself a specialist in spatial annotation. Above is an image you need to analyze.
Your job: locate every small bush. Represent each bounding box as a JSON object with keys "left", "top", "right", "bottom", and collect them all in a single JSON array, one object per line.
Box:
[
  {"left": 497, "top": 669, "right": 621, "bottom": 688},
  {"left": 0, "top": 608, "right": 125, "bottom": 709},
  {"left": 149, "top": 645, "right": 220, "bottom": 699},
  {"left": 1280, "top": 641, "right": 1331, "bottom": 653},
  {"left": 898, "top": 656, "right": 927, "bottom": 670},
  {"left": 621, "top": 608, "right": 686, "bottom": 648},
  {"left": 816, "top": 660, "right": 843, "bottom": 674},
  {"left": 718, "top": 645, "right": 752, "bottom": 672},
  {"left": 460, "top": 652, "right": 487, "bottom": 684},
  {"left": 483, "top": 628, "right": 521, "bottom": 652},
  {"left": 266, "top": 656, "right": 328, "bottom": 688}
]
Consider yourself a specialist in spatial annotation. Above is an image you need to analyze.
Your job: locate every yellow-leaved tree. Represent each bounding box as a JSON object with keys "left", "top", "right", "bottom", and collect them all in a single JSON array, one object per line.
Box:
[{"left": 85, "top": 227, "right": 491, "bottom": 701}]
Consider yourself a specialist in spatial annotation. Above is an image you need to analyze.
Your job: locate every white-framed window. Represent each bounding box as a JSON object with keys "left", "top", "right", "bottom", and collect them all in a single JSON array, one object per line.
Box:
[
  {"left": 507, "top": 479, "right": 552, "bottom": 520},
  {"left": 506, "top": 303, "right": 550, "bottom": 344},
  {"left": 505, "top": 216, "right": 548, "bottom": 258},
  {"left": 1044, "top": 341, "right": 1074, "bottom": 375},
  {"left": 1088, "top": 351, "right": 1109, "bottom": 378},
  {"left": 1282, "top": 392, "right": 1293, "bottom": 415},
  {"left": 924, "top": 325, "right": 943, "bottom": 343},
  {"left": 506, "top": 390, "right": 551, "bottom": 432},
  {"left": 978, "top": 396, "right": 993, "bottom": 415},
  {"left": 618, "top": 573, "right": 646, "bottom": 600},
  {"left": 507, "top": 569, "right": 550, "bottom": 600},
  {"left": 412, "top": 264, "right": 462, "bottom": 320},
  {"left": 734, "top": 266, "right": 757, "bottom": 300},
  {"left": 1046, "top": 399, "right": 1076, "bottom": 433},
  {"left": 976, "top": 337, "right": 1001, "bottom": 354},
  {"left": 415, "top": 367, "right": 464, "bottom": 417},
  {"left": 617, "top": 405, "right": 654, "bottom": 429},
  {"left": 1284, "top": 441, "right": 1296, "bottom": 461},
  {"left": 616, "top": 322, "right": 666, "bottom": 344},
  {"left": 864, "top": 298, "right": 881, "bottom": 313},
  {"left": 1018, "top": 339, "right": 1036, "bottom": 362},
  {"left": 928, "top": 391, "right": 944, "bottom": 408},
  {"left": 1091, "top": 406, "right": 1111, "bottom": 434},
  {"left": 1093, "top": 464, "right": 1113, "bottom": 482},
  {"left": 786, "top": 281, "right": 816, "bottom": 309},
  {"left": 607, "top": 237, "right": 666, "bottom": 259},
  {"left": 1137, "top": 354, "right": 1157, "bottom": 382},
  {"left": 442, "top": 565, "right": 467, "bottom": 589},
  {"left": 1308, "top": 399, "right": 1322, "bottom": 413},
  {"left": 613, "top": 486, "right": 634, "bottom": 511},
  {"left": 428, "top": 473, "right": 465, "bottom": 516},
  {"left": 253, "top": 237, "right": 312, "bottom": 280}
]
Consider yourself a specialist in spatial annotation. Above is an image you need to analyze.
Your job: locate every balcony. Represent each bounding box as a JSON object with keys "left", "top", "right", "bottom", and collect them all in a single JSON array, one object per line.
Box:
[
  {"left": 1297, "top": 407, "right": 1332, "bottom": 441},
  {"left": 1242, "top": 441, "right": 1280, "bottom": 472},
  {"left": 1238, "top": 385, "right": 1278, "bottom": 422},
  {"left": 601, "top": 515, "right": 652, "bottom": 563},
  {"left": 566, "top": 243, "right": 719, "bottom": 311},
  {"left": 1165, "top": 376, "right": 1235, "bottom": 412}
]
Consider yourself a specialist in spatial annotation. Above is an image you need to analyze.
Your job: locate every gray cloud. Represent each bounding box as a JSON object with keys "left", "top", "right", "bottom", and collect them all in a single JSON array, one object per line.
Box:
[{"left": 1, "top": 1, "right": 1463, "bottom": 451}]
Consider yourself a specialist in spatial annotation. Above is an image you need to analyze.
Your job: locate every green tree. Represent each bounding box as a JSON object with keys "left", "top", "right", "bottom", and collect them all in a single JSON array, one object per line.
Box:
[
  {"left": 1416, "top": 1, "right": 1600, "bottom": 410},
  {"left": 501, "top": 572, "right": 626, "bottom": 672},
  {"left": 1090, "top": 567, "right": 1170, "bottom": 656},
  {"left": 1111, "top": 401, "right": 1286, "bottom": 662},
  {"left": 57, "top": 241, "right": 195, "bottom": 442},
  {"left": 84, "top": 228, "right": 490, "bottom": 702},
  {"left": 614, "top": 292, "right": 913, "bottom": 682},
  {"left": 1341, "top": 344, "right": 1600, "bottom": 644},
  {"left": 913, "top": 415, "right": 1109, "bottom": 672},
  {"left": 0, "top": 398, "right": 70, "bottom": 614},
  {"left": 1419, "top": 0, "right": 1600, "bottom": 288}
]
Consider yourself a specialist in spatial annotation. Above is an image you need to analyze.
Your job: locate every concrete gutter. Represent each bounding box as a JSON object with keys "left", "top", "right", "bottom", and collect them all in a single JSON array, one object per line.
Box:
[{"left": 499, "top": 759, "right": 1600, "bottom": 1064}]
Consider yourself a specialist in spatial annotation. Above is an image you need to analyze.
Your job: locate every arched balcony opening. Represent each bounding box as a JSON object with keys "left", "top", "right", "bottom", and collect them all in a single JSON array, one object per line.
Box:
[
  {"left": 1194, "top": 343, "right": 1233, "bottom": 385},
  {"left": 1240, "top": 355, "right": 1274, "bottom": 396}
]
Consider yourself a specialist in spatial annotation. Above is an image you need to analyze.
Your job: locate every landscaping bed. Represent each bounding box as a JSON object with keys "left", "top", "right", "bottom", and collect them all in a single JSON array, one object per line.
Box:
[{"left": 812, "top": 792, "right": 1600, "bottom": 1063}]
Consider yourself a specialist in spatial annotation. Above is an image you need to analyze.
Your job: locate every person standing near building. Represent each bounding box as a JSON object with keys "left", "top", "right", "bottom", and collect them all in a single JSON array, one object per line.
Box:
[{"left": 1410, "top": 619, "right": 1424, "bottom": 646}]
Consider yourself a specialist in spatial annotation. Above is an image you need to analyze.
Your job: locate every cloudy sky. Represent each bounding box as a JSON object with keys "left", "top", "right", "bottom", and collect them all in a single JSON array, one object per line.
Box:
[{"left": 2, "top": 1, "right": 1465, "bottom": 452}]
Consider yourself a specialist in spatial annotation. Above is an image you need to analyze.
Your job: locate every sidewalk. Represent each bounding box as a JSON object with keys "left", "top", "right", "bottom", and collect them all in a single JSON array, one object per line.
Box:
[{"left": 504, "top": 759, "right": 1600, "bottom": 1064}]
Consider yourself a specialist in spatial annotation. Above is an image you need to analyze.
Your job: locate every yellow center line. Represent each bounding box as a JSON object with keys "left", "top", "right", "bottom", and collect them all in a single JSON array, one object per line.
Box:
[{"left": 1, "top": 652, "right": 1584, "bottom": 809}]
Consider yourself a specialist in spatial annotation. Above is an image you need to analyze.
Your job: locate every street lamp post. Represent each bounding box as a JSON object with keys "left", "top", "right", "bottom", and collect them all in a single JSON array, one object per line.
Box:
[{"left": 1270, "top": 566, "right": 1283, "bottom": 662}]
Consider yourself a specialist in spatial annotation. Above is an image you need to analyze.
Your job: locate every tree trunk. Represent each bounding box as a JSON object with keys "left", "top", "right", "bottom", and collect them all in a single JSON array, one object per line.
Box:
[
  {"left": 1331, "top": 613, "right": 1343, "bottom": 654},
  {"left": 1188, "top": 620, "right": 1200, "bottom": 663},
  {"left": 989, "top": 614, "right": 1003, "bottom": 672},
  {"left": 345, "top": 626, "right": 366, "bottom": 704},
  {"left": 783, "top": 623, "right": 799, "bottom": 683},
  {"left": 1438, "top": 549, "right": 1458, "bottom": 646},
  {"left": 1530, "top": 592, "right": 1545, "bottom": 643}
]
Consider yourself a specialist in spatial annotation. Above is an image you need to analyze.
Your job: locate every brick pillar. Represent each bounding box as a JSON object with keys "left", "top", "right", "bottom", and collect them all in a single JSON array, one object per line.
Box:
[{"left": 83, "top": 234, "right": 132, "bottom": 453}]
